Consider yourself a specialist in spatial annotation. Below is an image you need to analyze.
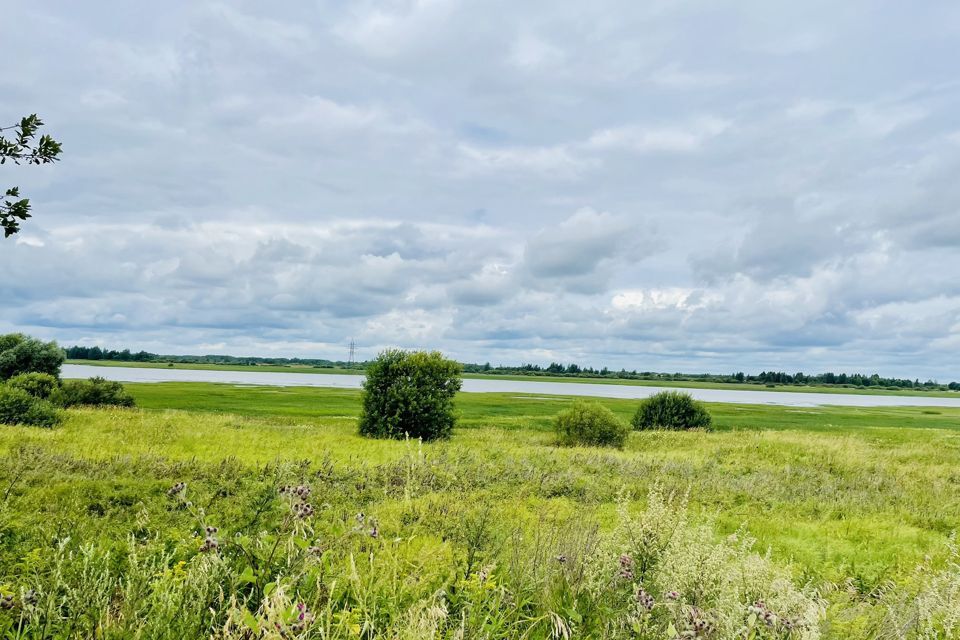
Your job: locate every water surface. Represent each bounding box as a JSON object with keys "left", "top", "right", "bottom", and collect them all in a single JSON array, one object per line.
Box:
[{"left": 62, "top": 364, "right": 960, "bottom": 408}]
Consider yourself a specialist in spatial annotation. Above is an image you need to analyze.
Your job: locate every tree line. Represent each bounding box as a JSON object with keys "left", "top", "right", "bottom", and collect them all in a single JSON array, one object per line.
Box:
[
  {"left": 65, "top": 345, "right": 959, "bottom": 391},
  {"left": 456, "top": 363, "right": 959, "bottom": 390}
]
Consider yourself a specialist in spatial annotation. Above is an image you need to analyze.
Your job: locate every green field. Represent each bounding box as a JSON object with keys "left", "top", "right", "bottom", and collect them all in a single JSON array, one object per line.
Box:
[
  {"left": 2, "top": 383, "right": 959, "bottom": 637},
  {"left": 65, "top": 359, "right": 960, "bottom": 398}
]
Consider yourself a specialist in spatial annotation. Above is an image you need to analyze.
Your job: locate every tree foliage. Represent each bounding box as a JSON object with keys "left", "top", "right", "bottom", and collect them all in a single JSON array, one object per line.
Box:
[
  {"left": 0, "top": 333, "right": 65, "bottom": 381},
  {"left": 632, "top": 391, "right": 712, "bottom": 431},
  {"left": 358, "top": 349, "right": 462, "bottom": 441},
  {"left": 1, "top": 114, "right": 62, "bottom": 237}
]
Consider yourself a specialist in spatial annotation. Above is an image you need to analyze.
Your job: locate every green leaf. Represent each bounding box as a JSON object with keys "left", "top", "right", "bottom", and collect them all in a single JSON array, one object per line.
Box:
[{"left": 241, "top": 610, "right": 260, "bottom": 633}]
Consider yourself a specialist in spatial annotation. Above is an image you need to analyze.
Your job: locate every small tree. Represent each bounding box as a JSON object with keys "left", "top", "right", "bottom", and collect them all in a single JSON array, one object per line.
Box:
[
  {"left": 359, "top": 349, "right": 462, "bottom": 441},
  {"left": 632, "top": 391, "right": 712, "bottom": 431},
  {"left": 0, "top": 333, "right": 65, "bottom": 381},
  {"left": 554, "top": 400, "right": 630, "bottom": 449}
]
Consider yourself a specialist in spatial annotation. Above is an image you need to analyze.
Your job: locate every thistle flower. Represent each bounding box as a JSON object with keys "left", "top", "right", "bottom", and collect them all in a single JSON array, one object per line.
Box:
[
  {"left": 290, "top": 602, "right": 314, "bottom": 633},
  {"left": 634, "top": 586, "right": 654, "bottom": 611},
  {"left": 199, "top": 526, "right": 219, "bottom": 552},
  {"left": 618, "top": 554, "right": 635, "bottom": 580},
  {"left": 666, "top": 590, "right": 680, "bottom": 600}
]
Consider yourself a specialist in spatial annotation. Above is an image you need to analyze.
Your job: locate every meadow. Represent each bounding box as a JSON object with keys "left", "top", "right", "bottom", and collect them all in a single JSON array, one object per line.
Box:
[{"left": 1, "top": 383, "right": 959, "bottom": 638}]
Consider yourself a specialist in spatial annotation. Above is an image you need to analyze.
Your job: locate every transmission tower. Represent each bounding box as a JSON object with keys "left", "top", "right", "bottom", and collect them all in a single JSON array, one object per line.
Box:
[{"left": 347, "top": 339, "right": 356, "bottom": 367}]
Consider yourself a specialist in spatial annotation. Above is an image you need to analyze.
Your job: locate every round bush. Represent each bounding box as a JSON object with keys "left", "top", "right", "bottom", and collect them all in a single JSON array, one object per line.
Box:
[
  {"left": 0, "top": 385, "right": 60, "bottom": 427},
  {"left": 52, "top": 377, "right": 136, "bottom": 408},
  {"left": 555, "top": 400, "right": 630, "bottom": 449},
  {"left": 6, "top": 372, "right": 59, "bottom": 399},
  {"left": 632, "top": 391, "right": 712, "bottom": 431},
  {"left": 359, "top": 350, "right": 462, "bottom": 441}
]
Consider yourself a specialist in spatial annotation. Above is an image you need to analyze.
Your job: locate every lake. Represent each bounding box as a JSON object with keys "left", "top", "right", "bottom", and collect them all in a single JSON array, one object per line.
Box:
[{"left": 61, "top": 364, "right": 960, "bottom": 408}]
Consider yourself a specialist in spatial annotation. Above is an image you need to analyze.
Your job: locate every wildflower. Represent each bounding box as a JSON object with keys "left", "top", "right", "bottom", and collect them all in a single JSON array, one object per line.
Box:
[
  {"left": 687, "top": 608, "right": 715, "bottom": 637},
  {"left": 356, "top": 512, "right": 365, "bottom": 523},
  {"left": 307, "top": 545, "right": 325, "bottom": 557},
  {"left": 290, "top": 602, "right": 314, "bottom": 633},
  {"left": 634, "top": 586, "right": 654, "bottom": 611},
  {"left": 368, "top": 522, "right": 379, "bottom": 539},
  {"left": 294, "top": 502, "right": 314, "bottom": 519},
  {"left": 167, "top": 481, "right": 186, "bottom": 496},
  {"left": 748, "top": 600, "right": 777, "bottom": 628},
  {"left": 555, "top": 554, "right": 567, "bottom": 564},
  {"left": 618, "top": 554, "right": 635, "bottom": 579},
  {"left": 0, "top": 595, "right": 13, "bottom": 610},
  {"left": 199, "top": 526, "right": 219, "bottom": 552},
  {"left": 666, "top": 590, "right": 680, "bottom": 600}
]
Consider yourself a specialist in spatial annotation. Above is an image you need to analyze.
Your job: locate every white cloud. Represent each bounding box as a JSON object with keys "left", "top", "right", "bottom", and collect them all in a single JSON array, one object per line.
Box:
[
  {"left": 4, "top": 1, "right": 960, "bottom": 378},
  {"left": 586, "top": 117, "right": 730, "bottom": 153},
  {"left": 508, "top": 34, "right": 565, "bottom": 70},
  {"left": 456, "top": 143, "right": 593, "bottom": 176}
]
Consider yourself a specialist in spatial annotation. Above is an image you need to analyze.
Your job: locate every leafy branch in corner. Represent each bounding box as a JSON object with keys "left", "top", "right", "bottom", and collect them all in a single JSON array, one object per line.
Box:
[{"left": 1, "top": 114, "right": 62, "bottom": 238}]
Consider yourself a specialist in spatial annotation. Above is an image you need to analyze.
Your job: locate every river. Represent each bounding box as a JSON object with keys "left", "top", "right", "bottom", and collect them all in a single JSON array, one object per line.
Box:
[{"left": 60, "top": 364, "right": 960, "bottom": 408}]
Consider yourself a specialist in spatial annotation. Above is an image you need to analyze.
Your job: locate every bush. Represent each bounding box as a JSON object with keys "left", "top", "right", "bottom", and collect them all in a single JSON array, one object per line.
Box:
[
  {"left": 554, "top": 400, "right": 630, "bottom": 448},
  {"left": 359, "top": 349, "right": 462, "bottom": 441},
  {"left": 0, "top": 385, "right": 60, "bottom": 427},
  {"left": 0, "top": 333, "right": 65, "bottom": 381},
  {"left": 53, "top": 377, "right": 136, "bottom": 408},
  {"left": 632, "top": 391, "right": 712, "bottom": 431},
  {"left": 6, "top": 372, "right": 59, "bottom": 399}
]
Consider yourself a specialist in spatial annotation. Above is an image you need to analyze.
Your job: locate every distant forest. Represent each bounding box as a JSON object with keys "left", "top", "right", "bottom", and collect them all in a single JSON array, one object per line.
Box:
[{"left": 64, "top": 345, "right": 960, "bottom": 391}]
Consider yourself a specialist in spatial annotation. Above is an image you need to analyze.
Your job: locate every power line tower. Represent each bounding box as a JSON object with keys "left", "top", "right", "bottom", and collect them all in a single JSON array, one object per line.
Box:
[{"left": 347, "top": 339, "right": 356, "bottom": 368}]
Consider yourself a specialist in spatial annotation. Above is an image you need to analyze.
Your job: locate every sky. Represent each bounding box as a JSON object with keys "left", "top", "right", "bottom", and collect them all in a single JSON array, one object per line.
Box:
[{"left": 2, "top": 1, "right": 959, "bottom": 379}]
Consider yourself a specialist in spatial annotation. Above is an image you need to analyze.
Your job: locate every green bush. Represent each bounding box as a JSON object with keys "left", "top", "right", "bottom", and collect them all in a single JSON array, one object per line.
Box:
[
  {"left": 0, "top": 333, "right": 65, "bottom": 381},
  {"left": 359, "top": 349, "right": 462, "bottom": 441},
  {"left": 6, "top": 372, "right": 59, "bottom": 399},
  {"left": 555, "top": 400, "right": 630, "bottom": 448},
  {"left": 53, "top": 377, "right": 136, "bottom": 408},
  {"left": 632, "top": 391, "right": 712, "bottom": 431},
  {"left": 0, "top": 385, "right": 60, "bottom": 427}
]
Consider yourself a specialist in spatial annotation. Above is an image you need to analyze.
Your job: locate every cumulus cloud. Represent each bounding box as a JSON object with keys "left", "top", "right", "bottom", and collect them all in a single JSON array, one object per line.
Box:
[{"left": 3, "top": 0, "right": 960, "bottom": 378}]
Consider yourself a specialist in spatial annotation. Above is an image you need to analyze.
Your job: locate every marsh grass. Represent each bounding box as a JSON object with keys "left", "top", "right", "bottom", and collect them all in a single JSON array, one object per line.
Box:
[{"left": 0, "top": 384, "right": 958, "bottom": 637}]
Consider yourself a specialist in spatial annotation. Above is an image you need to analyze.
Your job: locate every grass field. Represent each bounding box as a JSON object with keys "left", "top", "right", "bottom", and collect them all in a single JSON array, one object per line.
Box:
[
  {"left": 65, "top": 359, "right": 960, "bottom": 398},
  {"left": 2, "top": 383, "right": 959, "bottom": 637}
]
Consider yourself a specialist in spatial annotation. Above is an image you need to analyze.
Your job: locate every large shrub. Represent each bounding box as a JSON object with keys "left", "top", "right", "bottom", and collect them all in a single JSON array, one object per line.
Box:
[
  {"left": 6, "top": 372, "right": 59, "bottom": 399},
  {"left": 554, "top": 400, "right": 630, "bottom": 448},
  {"left": 53, "top": 376, "right": 135, "bottom": 408},
  {"left": 359, "top": 349, "right": 462, "bottom": 441},
  {"left": 0, "top": 333, "right": 65, "bottom": 381},
  {"left": 632, "top": 390, "right": 712, "bottom": 431},
  {"left": 0, "top": 385, "right": 60, "bottom": 427}
]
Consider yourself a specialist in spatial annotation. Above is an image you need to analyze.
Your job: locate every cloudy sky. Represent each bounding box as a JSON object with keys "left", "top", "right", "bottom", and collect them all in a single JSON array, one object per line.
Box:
[{"left": 2, "top": 1, "right": 960, "bottom": 378}]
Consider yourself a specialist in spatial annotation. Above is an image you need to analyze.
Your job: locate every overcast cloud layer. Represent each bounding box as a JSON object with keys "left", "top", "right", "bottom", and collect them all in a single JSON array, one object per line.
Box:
[{"left": 2, "top": 1, "right": 960, "bottom": 378}]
